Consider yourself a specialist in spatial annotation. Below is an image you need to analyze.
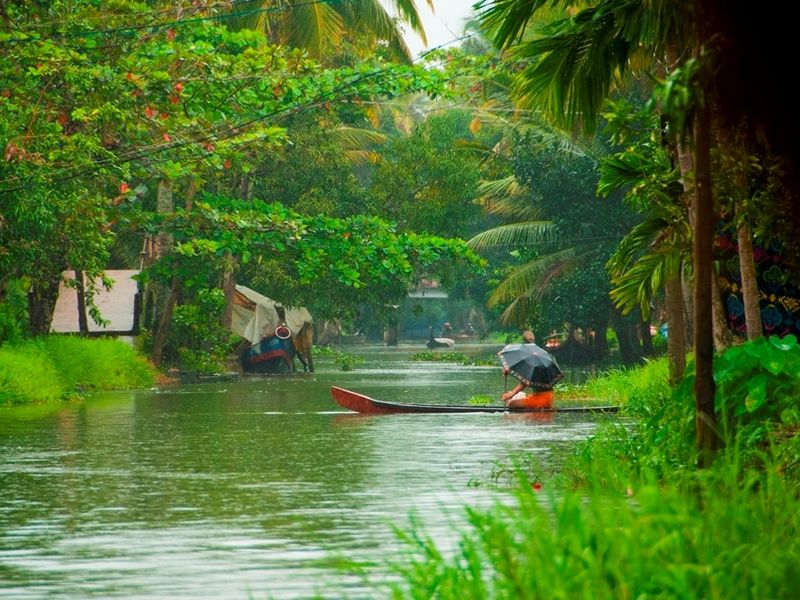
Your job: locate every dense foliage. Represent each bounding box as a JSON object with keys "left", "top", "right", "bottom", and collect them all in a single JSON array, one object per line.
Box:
[{"left": 0, "top": 0, "right": 490, "bottom": 359}]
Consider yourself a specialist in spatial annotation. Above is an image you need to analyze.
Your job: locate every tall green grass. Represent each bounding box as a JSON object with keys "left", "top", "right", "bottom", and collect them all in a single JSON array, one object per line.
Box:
[
  {"left": 559, "top": 357, "right": 671, "bottom": 409},
  {"left": 0, "top": 336, "right": 155, "bottom": 404},
  {"left": 385, "top": 464, "right": 800, "bottom": 599},
  {"left": 377, "top": 340, "right": 800, "bottom": 598},
  {"left": 0, "top": 342, "right": 63, "bottom": 404}
]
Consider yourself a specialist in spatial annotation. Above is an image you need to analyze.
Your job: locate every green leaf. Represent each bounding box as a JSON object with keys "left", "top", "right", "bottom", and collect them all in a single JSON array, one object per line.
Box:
[
  {"left": 770, "top": 334, "right": 797, "bottom": 351},
  {"left": 744, "top": 375, "right": 768, "bottom": 413},
  {"left": 762, "top": 351, "right": 786, "bottom": 376}
]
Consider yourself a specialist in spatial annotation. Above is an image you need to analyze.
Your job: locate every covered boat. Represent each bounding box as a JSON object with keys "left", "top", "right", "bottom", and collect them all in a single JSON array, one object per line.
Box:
[{"left": 230, "top": 285, "right": 313, "bottom": 373}]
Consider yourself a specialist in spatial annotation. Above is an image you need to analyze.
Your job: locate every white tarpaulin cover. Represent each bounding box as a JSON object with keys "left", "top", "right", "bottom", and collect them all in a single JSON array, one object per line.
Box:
[{"left": 230, "top": 285, "right": 313, "bottom": 346}]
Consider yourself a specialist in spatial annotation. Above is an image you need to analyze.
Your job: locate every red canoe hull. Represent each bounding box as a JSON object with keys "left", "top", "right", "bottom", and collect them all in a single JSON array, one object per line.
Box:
[{"left": 330, "top": 386, "right": 618, "bottom": 415}]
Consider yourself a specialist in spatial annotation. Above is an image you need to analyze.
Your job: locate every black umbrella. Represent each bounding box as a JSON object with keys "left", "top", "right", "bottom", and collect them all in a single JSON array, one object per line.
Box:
[{"left": 497, "top": 343, "right": 563, "bottom": 390}]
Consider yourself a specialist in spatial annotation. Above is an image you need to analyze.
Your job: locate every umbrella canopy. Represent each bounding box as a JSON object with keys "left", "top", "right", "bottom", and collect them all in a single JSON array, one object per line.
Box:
[{"left": 498, "top": 343, "right": 564, "bottom": 390}]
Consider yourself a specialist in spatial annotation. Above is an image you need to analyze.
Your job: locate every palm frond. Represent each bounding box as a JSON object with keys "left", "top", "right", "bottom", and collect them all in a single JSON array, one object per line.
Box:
[
  {"left": 468, "top": 220, "right": 555, "bottom": 250},
  {"left": 287, "top": 3, "right": 344, "bottom": 57},
  {"left": 476, "top": 0, "right": 556, "bottom": 48},
  {"left": 384, "top": 0, "right": 432, "bottom": 44},
  {"left": 512, "top": 10, "right": 632, "bottom": 131},
  {"left": 345, "top": 0, "right": 415, "bottom": 61},
  {"left": 342, "top": 150, "right": 381, "bottom": 164},
  {"left": 488, "top": 247, "right": 577, "bottom": 307},
  {"left": 609, "top": 248, "right": 684, "bottom": 318},
  {"left": 478, "top": 175, "right": 525, "bottom": 200},
  {"left": 605, "top": 215, "right": 671, "bottom": 277},
  {"left": 327, "top": 126, "right": 388, "bottom": 148},
  {"left": 476, "top": 177, "right": 545, "bottom": 221}
]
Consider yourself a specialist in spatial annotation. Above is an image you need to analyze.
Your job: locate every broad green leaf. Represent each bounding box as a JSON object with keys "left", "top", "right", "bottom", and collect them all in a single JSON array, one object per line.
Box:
[
  {"left": 770, "top": 334, "right": 797, "bottom": 351},
  {"left": 744, "top": 375, "right": 768, "bottom": 413}
]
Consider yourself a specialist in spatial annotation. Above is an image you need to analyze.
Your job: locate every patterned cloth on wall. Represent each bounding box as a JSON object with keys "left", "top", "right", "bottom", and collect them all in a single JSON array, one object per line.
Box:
[{"left": 717, "top": 236, "right": 800, "bottom": 337}]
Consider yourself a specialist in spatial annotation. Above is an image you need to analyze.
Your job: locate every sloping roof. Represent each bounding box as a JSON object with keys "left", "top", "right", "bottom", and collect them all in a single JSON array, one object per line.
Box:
[{"left": 50, "top": 270, "right": 140, "bottom": 334}]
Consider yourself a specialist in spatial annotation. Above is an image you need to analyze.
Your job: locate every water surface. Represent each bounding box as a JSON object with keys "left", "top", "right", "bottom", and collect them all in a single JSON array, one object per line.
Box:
[{"left": 0, "top": 344, "right": 606, "bottom": 598}]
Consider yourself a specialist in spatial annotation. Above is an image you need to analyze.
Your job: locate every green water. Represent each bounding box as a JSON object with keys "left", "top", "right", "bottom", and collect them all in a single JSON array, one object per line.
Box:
[{"left": 0, "top": 344, "right": 605, "bottom": 598}]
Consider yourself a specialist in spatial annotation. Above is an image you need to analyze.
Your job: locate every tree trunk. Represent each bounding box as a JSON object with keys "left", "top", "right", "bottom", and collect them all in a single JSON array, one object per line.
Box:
[
  {"left": 665, "top": 272, "right": 687, "bottom": 382},
  {"left": 149, "top": 178, "right": 175, "bottom": 364},
  {"left": 154, "top": 179, "right": 174, "bottom": 260},
  {"left": 221, "top": 252, "right": 238, "bottom": 331},
  {"left": 591, "top": 309, "right": 610, "bottom": 359},
  {"left": 693, "top": 101, "right": 720, "bottom": 468},
  {"left": 610, "top": 310, "right": 640, "bottom": 365},
  {"left": 711, "top": 274, "right": 731, "bottom": 351},
  {"left": 682, "top": 269, "right": 694, "bottom": 345},
  {"left": 28, "top": 269, "right": 63, "bottom": 335},
  {"left": 151, "top": 276, "right": 179, "bottom": 367},
  {"left": 384, "top": 321, "right": 398, "bottom": 346},
  {"left": 639, "top": 318, "right": 655, "bottom": 357},
  {"left": 676, "top": 131, "right": 730, "bottom": 353},
  {"left": 716, "top": 123, "right": 763, "bottom": 341},
  {"left": 75, "top": 270, "right": 89, "bottom": 334},
  {"left": 736, "top": 209, "right": 763, "bottom": 340}
]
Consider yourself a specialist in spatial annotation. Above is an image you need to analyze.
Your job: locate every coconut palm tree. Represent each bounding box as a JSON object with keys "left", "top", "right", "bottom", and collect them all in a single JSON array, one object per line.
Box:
[
  {"left": 475, "top": 0, "right": 722, "bottom": 464},
  {"left": 224, "top": 0, "right": 432, "bottom": 62},
  {"left": 599, "top": 142, "right": 690, "bottom": 380}
]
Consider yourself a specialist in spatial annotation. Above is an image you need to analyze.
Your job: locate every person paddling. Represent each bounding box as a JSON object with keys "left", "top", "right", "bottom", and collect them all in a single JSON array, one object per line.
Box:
[{"left": 499, "top": 330, "right": 559, "bottom": 409}]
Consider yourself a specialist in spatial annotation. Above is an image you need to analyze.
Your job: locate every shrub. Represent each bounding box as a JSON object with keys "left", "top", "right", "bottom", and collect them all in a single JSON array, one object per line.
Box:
[
  {"left": 165, "top": 289, "right": 232, "bottom": 373},
  {"left": 0, "top": 278, "right": 29, "bottom": 344}
]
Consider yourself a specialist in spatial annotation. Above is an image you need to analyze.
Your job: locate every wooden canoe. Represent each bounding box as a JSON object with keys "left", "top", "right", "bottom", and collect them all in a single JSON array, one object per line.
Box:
[{"left": 331, "top": 386, "right": 619, "bottom": 415}]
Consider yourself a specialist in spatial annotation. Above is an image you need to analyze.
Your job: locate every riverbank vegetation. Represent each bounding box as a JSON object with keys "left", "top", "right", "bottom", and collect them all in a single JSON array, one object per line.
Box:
[
  {"left": 381, "top": 336, "right": 800, "bottom": 598},
  {"left": 0, "top": 337, "right": 155, "bottom": 405}
]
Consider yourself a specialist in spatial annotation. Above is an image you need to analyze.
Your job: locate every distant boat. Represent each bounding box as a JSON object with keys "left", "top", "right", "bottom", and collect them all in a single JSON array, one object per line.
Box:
[{"left": 426, "top": 325, "right": 455, "bottom": 349}]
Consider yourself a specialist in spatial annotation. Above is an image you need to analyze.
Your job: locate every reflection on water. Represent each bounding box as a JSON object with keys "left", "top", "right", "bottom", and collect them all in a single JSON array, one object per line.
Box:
[{"left": 0, "top": 344, "right": 606, "bottom": 598}]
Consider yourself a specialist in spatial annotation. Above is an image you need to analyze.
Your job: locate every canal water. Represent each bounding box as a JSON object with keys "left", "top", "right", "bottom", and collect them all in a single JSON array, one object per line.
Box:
[{"left": 0, "top": 344, "right": 605, "bottom": 599}]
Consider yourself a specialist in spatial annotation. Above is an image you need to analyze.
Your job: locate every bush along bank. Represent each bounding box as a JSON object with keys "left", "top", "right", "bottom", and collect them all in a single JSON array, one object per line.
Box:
[
  {"left": 376, "top": 336, "right": 800, "bottom": 599},
  {"left": 0, "top": 336, "right": 156, "bottom": 405}
]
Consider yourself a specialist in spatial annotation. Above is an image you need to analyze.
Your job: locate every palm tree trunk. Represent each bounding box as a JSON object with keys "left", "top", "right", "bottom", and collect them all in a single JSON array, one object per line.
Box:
[
  {"left": 693, "top": 100, "right": 720, "bottom": 467},
  {"left": 675, "top": 135, "right": 730, "bottom": 352},
  {"left": 682, "top": 268, "right": 694, "bottom": 345},
  {"left": 665, "top": 272, "right": 687, "bottom": 382},
  {"left": 711, "top": 274, "right": 731, "bottom": 351},
  {"left": 591, "top": 309, "right": 610, "bottom": 359},
  {"left": 384, "top": 321, "right": 399, "bottom": 346},
  {"left": 717, "top": 124, "right": 762, "bottom": 340},
  {"left": 150, "top": 178, "right": 175, "bottom": 365},
  {"left": 736, "top": 216, "right": 762, "bottom": 339}
]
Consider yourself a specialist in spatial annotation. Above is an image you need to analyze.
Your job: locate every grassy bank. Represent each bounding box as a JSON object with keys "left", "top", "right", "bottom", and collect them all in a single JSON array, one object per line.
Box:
[
  {"left": 0, "top": 336, "right": 155, "bottom": 405},
  {"left": 376, "top": 337, "right": 800, "bottom": 599}
]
